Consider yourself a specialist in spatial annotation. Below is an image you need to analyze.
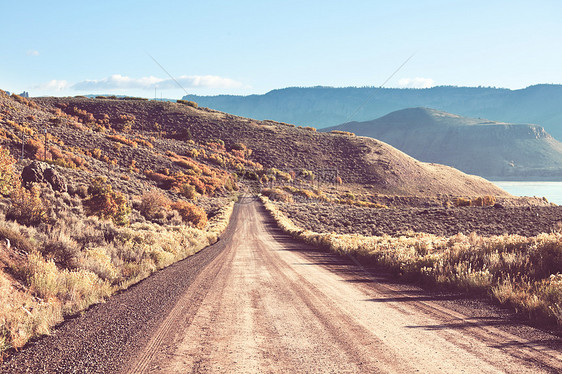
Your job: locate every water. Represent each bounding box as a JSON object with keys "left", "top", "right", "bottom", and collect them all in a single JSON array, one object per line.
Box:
[{"left": 492, "top": 181, "right": 562, "bottom": 205}]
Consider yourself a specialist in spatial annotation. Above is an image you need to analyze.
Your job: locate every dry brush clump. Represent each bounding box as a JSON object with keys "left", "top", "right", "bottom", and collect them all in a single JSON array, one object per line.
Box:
[
  {"left": 0, "top": 199, "right": 233, "bottom": 354},
  {"left": 145, "top": 153, "right": 238, "bottom": 197},
  {"left": 106, "top": 134, "right": 138, "bottom": 148},
  {"left": 330, "top": 130, "right": 355, "bottom": 136},
  {"left": 176, "top": 99, "right": 198, "bottom": 108},
  {"left": 84, "top": 177, "right": 131, "bottom": 226},
  {"left": 261, "top": 196, "right": 562, "bottom": 326},
  {"left": 6, "top": 184, "right": 49, "bottom": 226},
  {"left": 261, "top": 188, "right": 294, "bottom": 203},
  {"left": 138, "top": 189, "right": 208, "bottom": 228},
  {"left": 453, "top": 195, "right": 496, "bottom": 207},
  {"left": 0, "top": 145, "right": 235, "bottom": 354}
]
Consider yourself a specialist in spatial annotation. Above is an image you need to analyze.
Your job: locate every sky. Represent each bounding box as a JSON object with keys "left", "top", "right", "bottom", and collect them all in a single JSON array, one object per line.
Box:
[{"left": 1, "top": 0, "right": 561, "bottom": 99}]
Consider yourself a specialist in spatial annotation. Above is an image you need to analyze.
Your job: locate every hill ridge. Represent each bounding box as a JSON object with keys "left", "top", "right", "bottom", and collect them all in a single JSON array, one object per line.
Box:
[
  {"left": 323, "top": 107, "right": 562, "bottom": 179},
  {"left": 0, "top": 92, "right": 508, "bottom": 197},
  {"left": 183, "top": 84, "right": 562, "bottom": 139}
]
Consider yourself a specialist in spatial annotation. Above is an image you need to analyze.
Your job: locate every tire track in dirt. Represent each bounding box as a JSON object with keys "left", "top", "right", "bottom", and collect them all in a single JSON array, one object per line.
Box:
[{"left": 133, "top": 200, "right": 562, "bottom": 373}]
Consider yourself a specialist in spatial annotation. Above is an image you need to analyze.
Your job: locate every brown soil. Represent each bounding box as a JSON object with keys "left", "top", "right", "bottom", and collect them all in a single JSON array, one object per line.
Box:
[{"left": 277, "top": 202, "right": 562, "bottom": 237}]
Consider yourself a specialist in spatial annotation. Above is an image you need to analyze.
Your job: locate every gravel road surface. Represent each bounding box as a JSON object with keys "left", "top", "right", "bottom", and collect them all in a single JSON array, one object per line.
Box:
[{"left": 3, "top": 198, "right": 562, "bottom": 373}]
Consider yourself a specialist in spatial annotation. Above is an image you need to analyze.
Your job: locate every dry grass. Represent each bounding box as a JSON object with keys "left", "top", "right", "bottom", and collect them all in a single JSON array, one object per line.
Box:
[
  {"left": 106, "top": 134, "right": 138, "bottom": 148},
  {"left": 0, "top": 191, "right": 234, "bottom": 353},
  {"left": 261, "top": 196, "right": 562, "bottom": 325},
  {"left": 330, "top": 130, "right": 355, "bottom": 136},
  {"left": 453, "top": 195, "right": 496, "bottom": 207}
]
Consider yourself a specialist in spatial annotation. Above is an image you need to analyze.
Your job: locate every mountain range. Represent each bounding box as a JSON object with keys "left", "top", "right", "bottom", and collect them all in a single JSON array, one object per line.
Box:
[{"left": 183, "top": 84, "right": 562, "bottom": 140}]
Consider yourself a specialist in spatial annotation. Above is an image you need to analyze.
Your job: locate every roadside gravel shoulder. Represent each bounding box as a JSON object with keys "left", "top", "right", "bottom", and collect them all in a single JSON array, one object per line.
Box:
[{"left": 0, "top": 204, "right": 240, "bottom": 373}]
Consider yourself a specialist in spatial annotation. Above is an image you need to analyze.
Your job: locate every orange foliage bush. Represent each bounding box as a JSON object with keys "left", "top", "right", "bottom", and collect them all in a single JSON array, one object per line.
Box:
[
  {"left": 6, "top": 119, "right": 34, "bottom": 137},
  {"left": 135, "top": 138, "right": 154, "bottom": 148},
  {"left": 7, "top": 185, "right": 48, "bottom": 226},
  {"left": 144, "top": 170, "right": 176, "bottom": 189},
  {"left": 139, "top": 189, "right": 171, "bottom": 220},
  {"left": 177, "top": 183, "right": 198, "bottom": 200},
  {"left": 26, "top": 138, "right": 47, "bottom": 160},
  {"left": 106, "top": 134, "right": 138, "bottom": 148},
  {"left": 66, "top": 106, "right": 95, "bottom": 124},
  {"left": 11, "top": 94, "right": 39, "bottom": 109},
  {"left": 171, "top": 200, "right": 208, "bottom": 229},
  {"left": 84, "top": 177, "right": 130, "bottom": 225}
]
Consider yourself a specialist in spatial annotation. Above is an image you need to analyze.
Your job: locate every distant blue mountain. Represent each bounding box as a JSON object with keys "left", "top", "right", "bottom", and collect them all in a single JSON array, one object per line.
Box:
[{"left": 184, "top": 84, "right": 562, "bottom": 140}]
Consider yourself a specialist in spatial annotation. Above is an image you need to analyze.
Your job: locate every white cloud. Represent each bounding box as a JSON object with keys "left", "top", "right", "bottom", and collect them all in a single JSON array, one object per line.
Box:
[
  {"left": 166, "top": 75, "right": 243, "bottom": 89},
  {"left": 397, "top": 77, "right": 435, "bottom": 89},
  {"left": 35, "top": 79, "right": 70, "bottom": 91},
  {"left": 27, "top": 50, "right": 40, "bottom": 56},
  {"left": 70, "top": 74, "right": 243, "bottom": 91}
]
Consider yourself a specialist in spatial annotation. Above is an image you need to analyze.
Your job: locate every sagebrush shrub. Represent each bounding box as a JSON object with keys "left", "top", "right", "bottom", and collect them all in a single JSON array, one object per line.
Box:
[
  {"left": 41, "top": 231, "right": 81, "bottom": 268},
  {"left": 139, "top": 190, "right": 171, "bottom": 220},
  {"left": 0, "top": 225, "right": 35, "bottom": 253},
  {"left": 7, "top": 185, "right": 49, "bottom": 226},
  {"left": 171, "top": 200, "right": 208, "bottom": 229},
  {"left": 84, "top": 177, "right": 130, "bottom": 225},
  {"left": 0, "top": 147, "right": 17, "bottom": 196},
  {"left": 261, "top": 188, "right": 293, "bottom": 203}
]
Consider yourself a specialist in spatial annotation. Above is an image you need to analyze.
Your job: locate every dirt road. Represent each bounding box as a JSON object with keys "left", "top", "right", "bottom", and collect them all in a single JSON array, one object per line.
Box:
[
  {"left": 3, "top": 199, "right": 562, "bottom": 373},
  {"left": 127, "top": 199, "right": 561, "bottom": 373}
]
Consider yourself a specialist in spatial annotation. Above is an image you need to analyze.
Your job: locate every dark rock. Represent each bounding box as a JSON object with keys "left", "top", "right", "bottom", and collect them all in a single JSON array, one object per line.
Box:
[
  {"left": 493, "top": 203, "right": 504, "bottom": 209},
  {"left": 21, "top": 161, "right": 47, "bottom": 186},
  {"left": 44, "top": 168, "right": 67, "bottom": 192}
]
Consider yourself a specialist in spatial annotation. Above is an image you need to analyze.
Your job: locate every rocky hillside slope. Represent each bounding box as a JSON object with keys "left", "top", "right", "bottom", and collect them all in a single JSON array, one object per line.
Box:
[
  {"left": 25, "top": 96, "right": 508, "bottom": 197},
  {"left": 323, "top": 107, "right": 562, "bottom": 180}
]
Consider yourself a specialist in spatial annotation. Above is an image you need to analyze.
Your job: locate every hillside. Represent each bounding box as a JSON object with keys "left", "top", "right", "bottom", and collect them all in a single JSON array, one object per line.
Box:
[
  {"left": 323, "top": 107, "right": 562, "bottom": 179},
  {"left": 22, "top": 96, "right": 508, "bottom": 197},
  {"left": 183, "top": 84, "right": 562, "bottom": 139}
]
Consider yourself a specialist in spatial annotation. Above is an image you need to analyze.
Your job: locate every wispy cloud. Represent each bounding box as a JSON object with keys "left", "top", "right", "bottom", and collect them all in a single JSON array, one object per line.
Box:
[
  {"left": 70, "top": 74, "right": 243, "bottom": 91},
  {"left": 35, "top": 79, "right": 70, "bottom": 91},
  {"left": 397, "top": 77, "right": 435, "bottom": 89},
  {"left": 27, "top": 50, "right": 40, "bottom": 57}
]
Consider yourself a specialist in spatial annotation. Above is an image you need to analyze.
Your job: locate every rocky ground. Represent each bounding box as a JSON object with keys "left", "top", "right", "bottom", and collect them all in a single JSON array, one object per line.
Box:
[{"left": 277, "top": 202, "right": 562, "bottom": 237}]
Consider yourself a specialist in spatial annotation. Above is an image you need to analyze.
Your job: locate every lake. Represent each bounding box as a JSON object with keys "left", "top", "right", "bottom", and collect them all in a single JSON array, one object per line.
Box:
[{"left": 492, "top": 181, "right": 562, "bottom": 205}]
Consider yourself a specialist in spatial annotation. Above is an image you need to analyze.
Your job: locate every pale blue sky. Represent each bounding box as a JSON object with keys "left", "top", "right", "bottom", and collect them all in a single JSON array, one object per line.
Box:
[{"left": 1, "top": 0, "right": 561, "bottom": 98}]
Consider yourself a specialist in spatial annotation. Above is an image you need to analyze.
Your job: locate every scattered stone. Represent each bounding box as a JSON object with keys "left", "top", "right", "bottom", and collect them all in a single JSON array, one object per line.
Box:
[
  {"left": 45, "top": 167, "right": 67, "bottom": 192},
  {"left": 21, "top": 161, "right": 48, "bottom": 186}
]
